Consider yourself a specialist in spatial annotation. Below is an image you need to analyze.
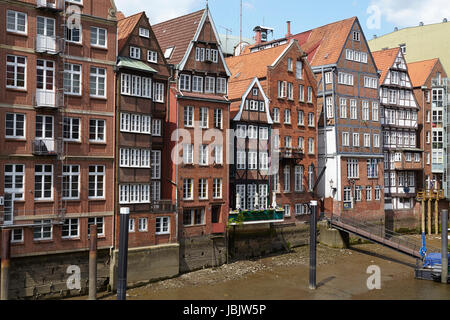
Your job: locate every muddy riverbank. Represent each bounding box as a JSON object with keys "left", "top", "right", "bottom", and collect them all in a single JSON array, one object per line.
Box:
[{"left": 71, "top": 234, "right": 449, "bottom": 300}]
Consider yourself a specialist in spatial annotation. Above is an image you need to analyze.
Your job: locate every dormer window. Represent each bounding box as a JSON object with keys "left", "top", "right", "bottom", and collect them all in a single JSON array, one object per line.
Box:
[
  {"left": 147, "top": 51, "right": 157, "bottom": 63},
  {"left": 130, "top": 46, "right": 141, "bottom": 59},
  {"left": 195, "top": 47, "right": 205, "bottom": 62},
  {"left": 165, "top": 47, "right": 175, "bottom": 59},
  {"left": 139, "top": 27, "right": 150, "bottom": 38}
]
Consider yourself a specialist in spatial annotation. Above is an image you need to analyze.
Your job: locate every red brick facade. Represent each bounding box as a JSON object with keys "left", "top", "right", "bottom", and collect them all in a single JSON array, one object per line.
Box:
[{"left": 0, "top": 0, "right": 117, "bottom": 256}]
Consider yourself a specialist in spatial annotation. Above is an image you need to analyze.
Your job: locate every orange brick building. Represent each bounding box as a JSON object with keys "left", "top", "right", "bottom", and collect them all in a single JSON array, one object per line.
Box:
[
  {"left": 246, "top": 18, "right": 385, "bottom": 221},
  {"left": 153, "top": 8, "right": 231, "bottom": 240},
  {"left": 0, "top": 0, "right": 117, "bottom": 256},
  {"left": 226, "top": 40, "right": 318, "bottom": 222}
]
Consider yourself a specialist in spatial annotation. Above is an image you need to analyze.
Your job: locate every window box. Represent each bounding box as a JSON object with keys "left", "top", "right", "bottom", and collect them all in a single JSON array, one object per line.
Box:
[{"left": 228, "top": 209, "right": 285, "bottom": 225}]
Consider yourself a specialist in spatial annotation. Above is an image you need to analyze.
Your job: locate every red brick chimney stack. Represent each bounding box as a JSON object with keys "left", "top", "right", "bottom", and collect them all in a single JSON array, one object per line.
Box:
[{"left": 286, "top": 21, "right": 292, "bottom": 38}]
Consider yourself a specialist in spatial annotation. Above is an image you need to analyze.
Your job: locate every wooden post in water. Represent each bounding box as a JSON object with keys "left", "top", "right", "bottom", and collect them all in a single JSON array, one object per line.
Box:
[
  {"left": 117, "top": 207, "right": 130, "bottom": 300},
  {"left": 1, "top": 229, "right": 11, "bottom": 300},
  {"left": 434, "top": 194, "right": 439, "bottom": 235},
  {"left": 441, "top": 210, "right": 448, "bottom": 284},
  {"left": 427, "top": 198, "right": 432, "bottom": 235},
  {"left": 421, "top": 199, "right": 425, "bottom": 234},
  {"left": 89, "top": 224, "right": 98, "bottom": 300},
  {"left": 309, "top": 201, "right": 317, "bottom": 290}
]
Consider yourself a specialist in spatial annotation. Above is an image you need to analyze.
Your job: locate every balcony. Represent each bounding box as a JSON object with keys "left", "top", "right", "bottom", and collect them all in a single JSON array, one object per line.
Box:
[
  {"left": 36, "top": 0, "right": 64, "bottom": 11},
  {"left": 32, "top": 138, "right": 62, "bottom": 156},
  {"left": 228, "top": 208, "right": 285, "bottom": 225},
  {"left": 34, "top": 90, "right": 64, "bottom": 109},
  {"left": 151, "top": 200, "right": 177, "bottom": 213},
  {"left": 394, "top": 156, "right": 423, "bottom": 171},
  {"left": 35, "top": 35, "right": 63, "bottom": 55},
  {"left": 278, "top": 147, "right": 304, "bottom": 161}
]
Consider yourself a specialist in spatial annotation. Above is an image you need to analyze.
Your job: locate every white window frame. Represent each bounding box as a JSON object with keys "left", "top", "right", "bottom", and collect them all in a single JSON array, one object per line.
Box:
[
  {"left": 34, "top": 164, "right": 53, "bottom": 201},
  {"left": 213, "top": 178, "right": 222, "bottom": 199},
  {"left": 5, "top": 113, "right": 25, "bottom": 139},
  {"left": 147, "top": 51, "right": 158, "bottom": 63},
  {"left": 6, "top": 10, "right": 27, "bottom": 34},
  {"left": 89, "top": 119, "right": 105, "bottom": 143},
  {"left": 90, "top": 27, "right": 107, "bottom": 48},
  {"left": 6, "top": 55, "right": 27, "bottom": 89},
  {"left": 130, "top": 46, "right": 141, "bottom": 59},
  {"left": 62, "top": 218, "right": 79, "bottom": 239},
  {"left": 156, "top": 217, "right": 170, "bottom": 235},
  {"left": 90, "top": 67, "right": 106, "bottom": 98},
  {"left": 62, "top": 165, "right": 80, "bottom": 200},
  {"left": 64, "top": 63, "right": 82, "bottom": 95},
  {"left": 88, "top": 165, "right": 105, "bottom": 200}
]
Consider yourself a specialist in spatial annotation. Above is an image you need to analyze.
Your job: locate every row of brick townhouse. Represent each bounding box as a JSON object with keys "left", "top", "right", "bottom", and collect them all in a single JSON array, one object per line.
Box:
[
  {"left": 246, "top": 18, "right": 385, "bottom": 221},
  {"left": 2, "top": 1, "right": 447, "bottom": 299}
]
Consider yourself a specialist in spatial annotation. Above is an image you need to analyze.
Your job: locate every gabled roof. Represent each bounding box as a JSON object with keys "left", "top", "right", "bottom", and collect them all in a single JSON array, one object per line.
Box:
[
  {"left": 288, "top": 17, "right": 357, "bottom": 66},
  {"left": 226, "top": 43, "right": 289, "bottom": 81},
  {"left": 231, "top": 77, "right": 272, "bottom": 124},
  {"left": 152, "top": 9, "right": 205, "bottom": 66},
  {"left": 117, "top": 12, "right": 145, "bottom": 52},
  {"left": 372, "top": 47, "right": 401, "bottom": 84},
  {"left": 407, "top": 58, "right": 440, "bottom": 87}
]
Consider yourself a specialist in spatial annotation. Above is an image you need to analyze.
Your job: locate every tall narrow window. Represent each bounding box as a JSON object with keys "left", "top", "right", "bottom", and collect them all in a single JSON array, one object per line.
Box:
[
  {"left": 35, "top": 164, "right": 53, "bottom": 200},
  {"left": 88, "top": 165, "right": 105, "bottom": 199},
  {"left": 6, "top": 55, "right": 26, "bottom": 89},
  {"left": 5, "top": 164, "right": 25, "bottom": 200},
  {"left": 89, "top": 119, "right": 105, "bottom": 142},
  {"left": 62, "top": 165, "right": 80, "bottom": 200},
  {"left": 90, "top": 67, "right": 106, "bottom": 98}
]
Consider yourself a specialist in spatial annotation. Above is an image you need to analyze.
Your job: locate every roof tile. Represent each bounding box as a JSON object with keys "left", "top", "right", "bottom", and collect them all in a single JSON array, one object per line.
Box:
[{"left": 152, "top": 10, "right": 205, "bottom": 66}]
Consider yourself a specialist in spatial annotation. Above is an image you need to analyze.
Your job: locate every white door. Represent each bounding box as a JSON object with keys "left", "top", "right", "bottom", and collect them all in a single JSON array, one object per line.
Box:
[
  {"left": 36, "top": 59, "right": 55, "bottom": 107},
  {"left": 36, "top": 115, "right": 55, "bottom": 152},
  {"left": 36, "top": 16, "right": 56, "bottom": 52}
]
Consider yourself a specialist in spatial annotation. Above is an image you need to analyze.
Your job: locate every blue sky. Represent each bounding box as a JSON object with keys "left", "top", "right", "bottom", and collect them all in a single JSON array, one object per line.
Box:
[{"left": 115, "top": 0, "right": 450, "bottom": 42}]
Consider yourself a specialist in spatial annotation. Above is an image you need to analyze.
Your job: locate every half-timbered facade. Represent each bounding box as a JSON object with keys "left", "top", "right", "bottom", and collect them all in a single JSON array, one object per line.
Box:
[
  {"left": 373, "top": 47, "right": 421, "bottom": 215},
  {"left": 226, "top": 40, "right": 318, "bottom": 222},
  {"left": 116, "top": 12, "right": 176, "bottom": 249},
  {"left": 228, "top": 77, "right": 273, "bottom": 211}
]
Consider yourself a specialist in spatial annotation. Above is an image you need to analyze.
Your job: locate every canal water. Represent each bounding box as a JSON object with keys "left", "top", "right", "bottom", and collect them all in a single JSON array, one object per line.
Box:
[{"left": 99, "top": 236, "right": 449, "bottom": 300}]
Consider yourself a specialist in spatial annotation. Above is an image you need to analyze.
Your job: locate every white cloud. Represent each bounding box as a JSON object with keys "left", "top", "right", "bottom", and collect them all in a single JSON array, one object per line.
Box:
[
  {"left": 370, "top": 0, "right": 450, "bottom": 27},
  {"left": 114, "top": 0, "right": 203, "bottom": 24}
]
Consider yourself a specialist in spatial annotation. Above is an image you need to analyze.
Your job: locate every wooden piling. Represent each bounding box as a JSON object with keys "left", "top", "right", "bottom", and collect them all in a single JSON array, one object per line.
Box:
[
  {"left": 88, "top": 224, "right": 97, "bottom": 300},
  {"left": 1, "top": 229, "right": 11, "bottom": 300}
]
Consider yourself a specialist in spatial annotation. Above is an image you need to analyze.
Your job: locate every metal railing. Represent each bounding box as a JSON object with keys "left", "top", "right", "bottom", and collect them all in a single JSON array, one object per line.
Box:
[
  {"left": 329, "top": 215, "right": 440, "bottom": 259},
  {"left": 151, "top": 200, "right": 177, "bottom": 213}
]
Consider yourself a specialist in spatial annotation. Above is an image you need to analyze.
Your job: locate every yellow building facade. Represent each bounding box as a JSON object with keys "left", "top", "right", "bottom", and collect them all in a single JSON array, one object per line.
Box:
[{"left": 368, "top": 20, "right": 450, "bottom": 74}]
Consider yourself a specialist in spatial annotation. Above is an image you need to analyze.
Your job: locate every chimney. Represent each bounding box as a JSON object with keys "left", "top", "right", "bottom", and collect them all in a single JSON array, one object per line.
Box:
[
  {"left": 254, "top": 26, "right": 263, "bottom": 45},
  {"left": 286, "top": 21, "right": 292, "bottom": 38}
]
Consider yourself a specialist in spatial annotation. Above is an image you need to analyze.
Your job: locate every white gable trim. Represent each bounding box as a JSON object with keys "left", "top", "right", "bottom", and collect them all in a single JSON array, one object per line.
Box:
[
  {"left": 233, "top": 77, "right": 273, "bottom": 124},
  {"left": 271, "top": 39, "right": 296, "bottom": 68},
  {"left": 178, "top": 8, "right": 232, "bottom": 76}
]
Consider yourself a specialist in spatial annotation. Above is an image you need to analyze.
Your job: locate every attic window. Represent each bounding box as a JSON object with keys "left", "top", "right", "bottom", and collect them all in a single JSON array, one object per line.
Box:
[
  {"left": 400, "top": 44, "right": 406, "bottom": 54},
  {"left": 164, "top": 47, "right": 175, "bottom": 59},
  {"left": 139, "top": 28, "right": 150, "bottom": 38},
  {"left": 353, "top": 31, "right": 360, "bottom": 41}
]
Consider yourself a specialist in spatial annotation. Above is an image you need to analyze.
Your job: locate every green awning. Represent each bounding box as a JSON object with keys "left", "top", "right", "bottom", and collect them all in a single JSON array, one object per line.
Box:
[{"left": 117, "top": 56, "right": 157, "bottom": 73}]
